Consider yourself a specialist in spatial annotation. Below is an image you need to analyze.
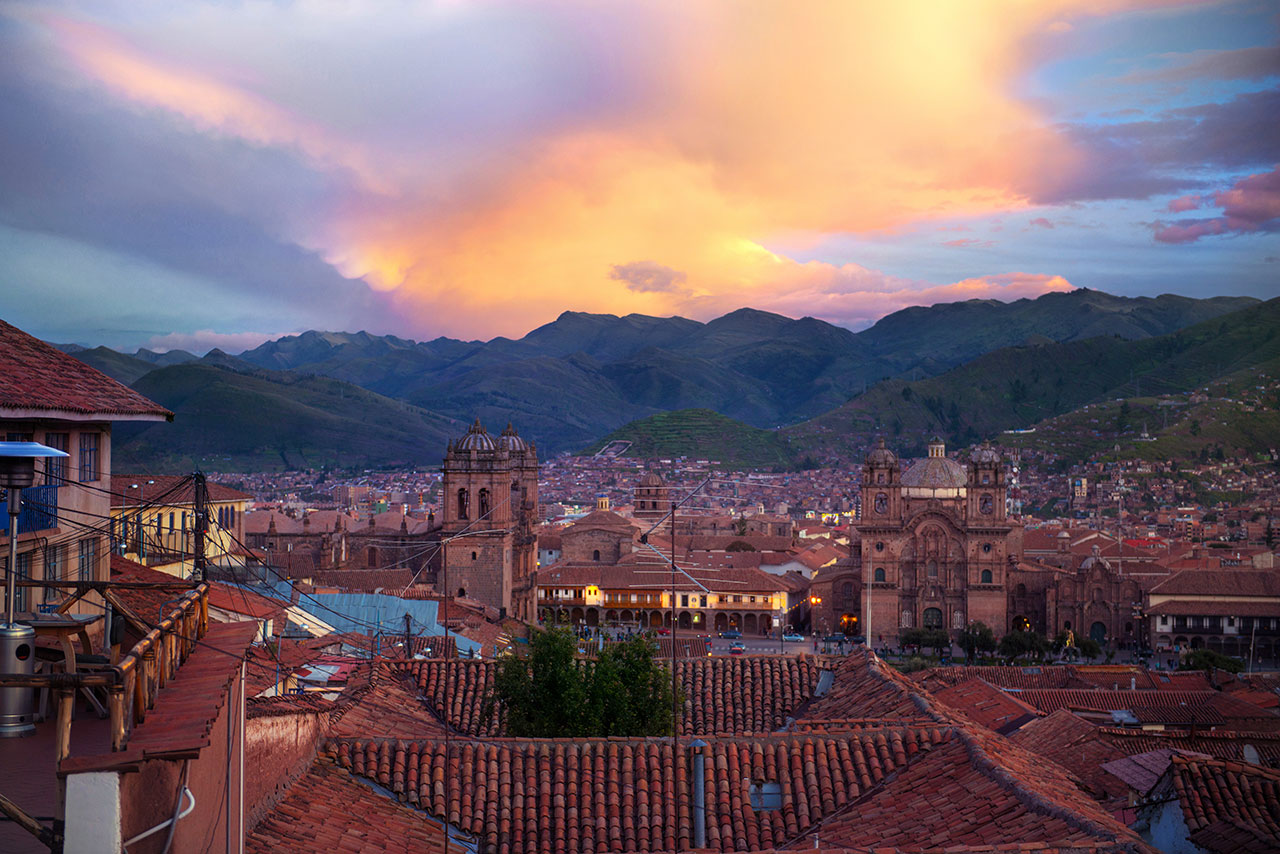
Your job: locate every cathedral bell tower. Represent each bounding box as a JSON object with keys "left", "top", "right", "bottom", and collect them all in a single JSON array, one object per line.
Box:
[
  {"left": 966, "top": 442, "right": 1006, "bottom": 523},
  {"left": 861, "top": 437, "right": 902, "bottom": 523}
]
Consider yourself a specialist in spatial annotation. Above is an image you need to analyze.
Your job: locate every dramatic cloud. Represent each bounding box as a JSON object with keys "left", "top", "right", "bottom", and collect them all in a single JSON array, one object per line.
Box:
[
  {"left": 0, "top": 1, "right": 1274, "bottom": 343},
  {"left": 1153, "top": 165, "right": 1280, "bottom": 243},
  {"left": 609, "top": 262, "right": 688, "bottom": 294},
  {"left": 1167, "top": 195, "right": 1203, "bottom": 213}
]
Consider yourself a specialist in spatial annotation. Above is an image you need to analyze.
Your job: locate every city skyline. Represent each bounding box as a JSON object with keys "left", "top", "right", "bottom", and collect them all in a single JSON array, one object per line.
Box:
[{"left": 1, "top": 1, "right": 1277, "bottom": 352}]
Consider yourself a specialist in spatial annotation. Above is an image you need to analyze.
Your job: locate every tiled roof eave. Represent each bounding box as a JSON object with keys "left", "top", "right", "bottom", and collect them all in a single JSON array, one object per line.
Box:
[{"left": 0, "top": 405, "right": 172, "bottom": 422}]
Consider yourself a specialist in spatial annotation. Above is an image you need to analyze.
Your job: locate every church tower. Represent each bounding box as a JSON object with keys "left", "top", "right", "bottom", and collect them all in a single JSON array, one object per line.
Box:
[
  {"left": 440, "top": 419, "right": 538, "bottom": 618},
  {"left": 633, "top": 470, "right": 670, "bottom": 522}
]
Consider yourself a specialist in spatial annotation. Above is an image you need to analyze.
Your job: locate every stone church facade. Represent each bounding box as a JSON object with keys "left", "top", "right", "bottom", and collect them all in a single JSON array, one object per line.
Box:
[{"left": 439, "top": 420, "right": 539, "bottom": 620}]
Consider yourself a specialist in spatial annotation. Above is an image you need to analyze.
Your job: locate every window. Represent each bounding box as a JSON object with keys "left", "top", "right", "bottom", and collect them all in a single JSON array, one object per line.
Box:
[
  {"left": 470, "top": 551, "right": 477, "bottom": 561},
  {"left": 699, "top": 595, "right": 707, "bottom": 607},
  {"left": 982, "top": 543, "right": 992, "bottom": 554},
  {"left": 44, "top": 432, "right": 68, "bottom": 482},
  {"left": 593, "top": 549, "right": 601, "bottom": 561},
  {"left": 681, "top": 594, "right": 689, "bottom": 607},
  {"left": 923, "top": 607, "right": 943, "bottom": 629},
  {"left": 44, "top": 544, "right": 64, "bottom": 603},
  {"left": 874, "top": 567, "right": 885, "bottom": 583},
  {"left": 1160, "top": 615, "right": 1169, "bottom": 627},
  {"left": 479, "top": 488, "right": 490, "bottom": 518},
  {"left": 1228, "top": 616, "right": 1236, "bottom": 627},
  {"left": 457, "top": 489, "right": 469, "bottom": 519},
  {"left": 77, "top": 538, "right": 95, "bottom": 581},
  {"left": 875, "top": 542, "right": 885, "bottom": 552},
  {"left": 168, "top": 512, "right": 175, "bottom": 533},
  {"left": 981, "top": 569, "right": 992, "bottom": 584},
  {"left": 927, "top": 560, "right": 938, "bottom": 578},
  {"left": 78, "top": 432, "right": 99, "bottom": 482},
  {"left": 749, "top": 595, "right": 756, "bottom": 604}
]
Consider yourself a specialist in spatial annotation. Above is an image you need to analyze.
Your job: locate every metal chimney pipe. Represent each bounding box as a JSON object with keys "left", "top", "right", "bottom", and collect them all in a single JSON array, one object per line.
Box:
[{"left": 690, "top": 738, "right": 708, "bottom": 849}]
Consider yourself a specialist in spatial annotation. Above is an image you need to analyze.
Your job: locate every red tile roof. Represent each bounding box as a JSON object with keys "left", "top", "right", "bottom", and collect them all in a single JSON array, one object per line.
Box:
[
  {"left": 110, "top": 474, "right": 251, "bottom": 506},
  {"left": 1096, "top": 727, "right": 1280, "bottom": 768},
  {"left": 1011, "top": 689, "right": 1280, "bottom": 731},
  {"left": 932, "top": 678, "right": 1042, "bottom": 735},
  {"left": 1166, "top": 755, "right": 1280, "bottom": 851},
  {"left": 327, "top": 728, "right": 950, "bottom": 853},
  {"left": 1008, "top": 710, "right": 1132, "bottom": 804},
  {"left": 0, "top": 319, "right": 172, "bottom": 420},
  {"left": 1149, "top": 568, "right": 1280, "bottom": 597},
  {"left": 246, "top": 758, "right": 458, "bottom": 853},
  {"left": 395, "top": 655, "right": 822, "bottom": 738}
]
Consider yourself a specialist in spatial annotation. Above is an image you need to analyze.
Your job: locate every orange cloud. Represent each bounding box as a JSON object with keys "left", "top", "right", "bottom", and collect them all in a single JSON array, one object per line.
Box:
[{"left": 34, "top": 1, "right": 1164, "bottom": 337}]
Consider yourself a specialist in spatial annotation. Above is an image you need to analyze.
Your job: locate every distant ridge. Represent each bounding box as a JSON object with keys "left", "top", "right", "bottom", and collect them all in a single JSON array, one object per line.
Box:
[{"left": 62, "top": 288, "right": 1262, "bottom": 467}]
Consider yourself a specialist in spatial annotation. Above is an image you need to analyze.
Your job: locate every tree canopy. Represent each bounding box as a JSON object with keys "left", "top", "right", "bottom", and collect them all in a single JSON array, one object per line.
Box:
[
  {"left": 485, "top": 627, "right": 676, "bottom": 737},
  {"left": 958, "top": 622, "right": 997, "bottom": 664}
]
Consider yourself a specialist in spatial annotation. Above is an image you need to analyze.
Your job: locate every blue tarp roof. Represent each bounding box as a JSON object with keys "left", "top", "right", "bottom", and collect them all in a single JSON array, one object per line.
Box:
[{"left": 220, "top": 582, "right": 479, "bottom": 654}]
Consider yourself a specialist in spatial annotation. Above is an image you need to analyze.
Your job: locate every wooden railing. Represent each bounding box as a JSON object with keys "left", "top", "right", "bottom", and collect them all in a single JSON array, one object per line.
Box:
[
  {"left": 111, "top": 584, "right": 209, "bottom": 750},
  {"left": 0, "top": 584, "right": 209, "bottom": 753},
  {"left": 0, "top": 584, "right": 209, "bottom": 850}
]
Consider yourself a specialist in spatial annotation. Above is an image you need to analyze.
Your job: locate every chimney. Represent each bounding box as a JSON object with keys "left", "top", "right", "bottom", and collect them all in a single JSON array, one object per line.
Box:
[{"left": 690, "top": 738, "right": 708, "bottom": 849}]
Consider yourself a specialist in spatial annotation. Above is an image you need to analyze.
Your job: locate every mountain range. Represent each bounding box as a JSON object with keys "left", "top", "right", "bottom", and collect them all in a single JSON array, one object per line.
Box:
[{"left": 59, "top": 289, "right": 1263, "bottom": 468}]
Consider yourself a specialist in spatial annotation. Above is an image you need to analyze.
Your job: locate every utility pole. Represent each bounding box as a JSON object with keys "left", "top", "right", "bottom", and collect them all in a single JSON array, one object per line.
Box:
[
  {"left": 193, "top": 472, "right": 207, "bottom": 583},
  {"left": 404, "top": 612, "right": 413, "bottom": 659}
]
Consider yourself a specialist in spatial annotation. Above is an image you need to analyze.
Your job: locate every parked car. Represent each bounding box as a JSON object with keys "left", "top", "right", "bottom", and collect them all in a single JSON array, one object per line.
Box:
[
  {"left": 782, "top": 632, "right": 804, "bottom": 643},
  {"left": 729, "top": 642, "right": 746, "bottom": 655},
  {"left": 721, "top": 629, "right": 742, "bottom": 639},
  {"left": 822, "top": 632, "right": 847, "bottom": 644}
]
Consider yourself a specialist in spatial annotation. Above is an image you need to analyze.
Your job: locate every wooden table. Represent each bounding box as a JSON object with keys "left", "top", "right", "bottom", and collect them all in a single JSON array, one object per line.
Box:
[{"left": 20, "top": 614, "right": 102, "bottom": 674}]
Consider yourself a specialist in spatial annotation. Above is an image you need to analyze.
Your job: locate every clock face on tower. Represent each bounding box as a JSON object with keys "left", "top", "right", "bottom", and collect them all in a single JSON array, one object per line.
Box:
[{"left": 979, "top": 494, "right": 994, "bottom": 515}]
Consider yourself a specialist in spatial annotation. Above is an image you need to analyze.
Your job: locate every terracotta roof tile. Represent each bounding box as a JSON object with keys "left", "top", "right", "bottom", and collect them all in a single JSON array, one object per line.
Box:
[
  {"left": 247, "top": 758, "right": 459, "bottom": 853},
  {"left": 0, "top": 319, "right": 171, "bottom": 419},
  {"left": 1167, "top": 755, "right": 1280, "bottom": 850}
]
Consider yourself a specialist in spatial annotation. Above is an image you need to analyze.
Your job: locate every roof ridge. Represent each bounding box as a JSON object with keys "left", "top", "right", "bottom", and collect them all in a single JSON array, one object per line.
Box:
[{"left": 948, "top": 723, "right": 1145, "bottom": 851}]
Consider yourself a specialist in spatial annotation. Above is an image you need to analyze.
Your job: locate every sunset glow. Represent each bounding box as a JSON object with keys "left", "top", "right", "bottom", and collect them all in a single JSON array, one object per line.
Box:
[{"left": 1, "top": 0, "right": 1275, "bottom": 347}]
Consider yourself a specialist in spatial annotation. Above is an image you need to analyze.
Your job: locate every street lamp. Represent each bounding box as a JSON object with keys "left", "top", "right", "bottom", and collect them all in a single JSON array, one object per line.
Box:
[{"left": 1, "top": 441, "right": 69, "bottom": 738}]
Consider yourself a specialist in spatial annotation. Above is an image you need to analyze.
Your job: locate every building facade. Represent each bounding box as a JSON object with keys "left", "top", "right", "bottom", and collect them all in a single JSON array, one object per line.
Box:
[
  {"left": 0, "top": 319, "right": 171, "bottom": 618},
  {"left": 440, "top": 420, "right": 538, "bottom": 619}
]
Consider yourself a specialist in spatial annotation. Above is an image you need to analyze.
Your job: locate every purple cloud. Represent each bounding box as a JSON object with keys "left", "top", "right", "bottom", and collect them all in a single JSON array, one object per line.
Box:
[
  {"left": 1166, "top": 195, "right": 1202, "bottom": 213},
  {"left": 1153, "top": 165, "right": 1280, "bottom": 244},
  {"left": 1029, "top": 217, "right": 1054, "bottom": 229}
]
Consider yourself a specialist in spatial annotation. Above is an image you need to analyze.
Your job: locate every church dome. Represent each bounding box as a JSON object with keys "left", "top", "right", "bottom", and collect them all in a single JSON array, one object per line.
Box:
[
  {"left": 865, "top": 437, "right": 898, "bottom": 467},
  {"left": 639, "top": 471, "right": 665, "bottom": 487},
  {"left": 901, "top": 439, "right": 967, "bottom": 489},
  {"left": 497, "top": 422, "right": 528, "bottom": 452},
  {"left": 456, "top": 418, "right": 496, "bottom": 452}
]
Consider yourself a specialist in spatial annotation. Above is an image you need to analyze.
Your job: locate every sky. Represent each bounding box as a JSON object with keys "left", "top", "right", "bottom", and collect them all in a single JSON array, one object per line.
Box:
[{"left": 0, "top": 0, "right": 1277, "bottom": 353}]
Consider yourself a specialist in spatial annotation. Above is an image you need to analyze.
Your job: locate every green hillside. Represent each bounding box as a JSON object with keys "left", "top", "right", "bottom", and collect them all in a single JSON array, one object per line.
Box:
[
  {"left": 1003, "top": 380, "right": 1280, "bottom": 465},
  {"left": 582, "top": 409, "right": 796, "bottom": 470},
  {"left": 114, "top": 364, "right": 462, "bottom": 471},
  {"left": 786, "top": 296, "right": 1280, "bottom": 462}
]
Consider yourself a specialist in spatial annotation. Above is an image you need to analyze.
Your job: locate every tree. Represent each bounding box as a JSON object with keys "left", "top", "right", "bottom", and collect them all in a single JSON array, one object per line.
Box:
[
  {"left": 1077, "top": 637, "right": 1103, "bottom": 661},
  {"left": 999, "top": 630, "right": 1049, "bottom": 663},
  {"left": 1179, "top": 648, "right": 1243, "bottom": 674},
  {"left": 958, "top": 622, "right": 997, "bottom": 664},
  {"left": 485, "top": 627, "right": 675, "bottom": 737}
]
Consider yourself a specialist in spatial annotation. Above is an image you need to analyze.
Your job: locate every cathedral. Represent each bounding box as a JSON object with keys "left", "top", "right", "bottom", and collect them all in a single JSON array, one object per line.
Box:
[
  {"left": 814, "top": 438, "right": 1021, "bottom": 644},
  {"left": 439, "top": 419, "right": 539, "bottom": 620}
]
